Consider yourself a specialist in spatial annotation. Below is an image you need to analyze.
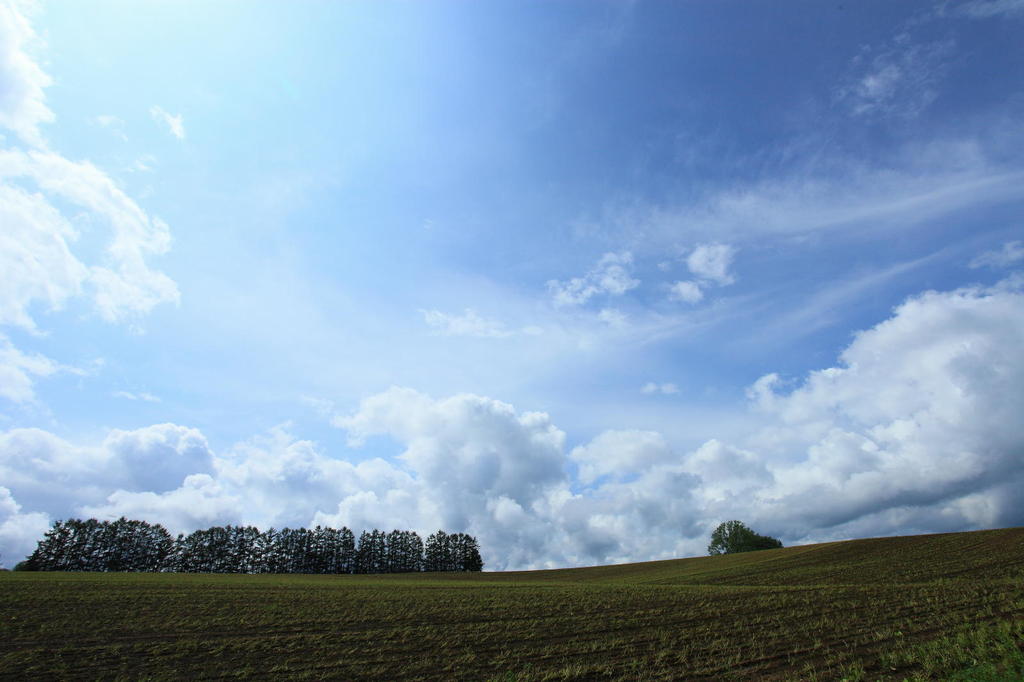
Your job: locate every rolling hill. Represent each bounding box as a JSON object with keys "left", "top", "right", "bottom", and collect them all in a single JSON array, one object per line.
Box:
[{"left": 1, "top": 527, "right": 1022, "bottom": 680}]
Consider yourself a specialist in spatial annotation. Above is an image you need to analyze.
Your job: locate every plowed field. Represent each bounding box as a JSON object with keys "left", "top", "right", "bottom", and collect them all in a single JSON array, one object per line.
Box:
[{"left": 2, "top": 527, "right": 1023, "bottom": 680}]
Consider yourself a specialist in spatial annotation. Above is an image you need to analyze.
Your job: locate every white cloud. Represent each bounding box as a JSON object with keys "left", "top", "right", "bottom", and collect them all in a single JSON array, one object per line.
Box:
[
  {"left": 0, "top": 0, "right": 53, "bottom": 147},
  {"left": 0, "top": 334, "right": 58, "bottom": 403},
  {"left": 641, "top": 382, "right": 679, "bottom": 395},
  {"left": 0, "top": 486, "right": 50, "bottom": 567},
  {"left": 591, "top": 138, "right": 1024, "bottom": 261},
  {"left": 335, "top": 387, "right": 566, "bottom": 507},
  {"left": 112, "top": 390, "right": 161, "bottom": 403},
  {"left": 300, "top": 395, "right": 336, "bottom": 418},
  {"left": 683, "top": 439, "right": 772, "bottom": 503},
  {"left": 570, "top": 429, "right": 674, "bottom": 485},
  {"left": 0, "top": 423, "right": 215, "bottom": 534},
  {"left": 0, "top": 149, "right": 180, "bottom": 324},
  {"left": 218, "top": 425, "right": 433, "bottom": 532},
  {"left": 969, "top": 240, "right": 1024, "bottom": 269},
  {"left": 150, "top": 105, "right": 185, "bottom": 140},
  {"left": 597, "top": 307, "right": 628, "bottom": 328},
  {"left": 547, "top": 251, "right": 639, "bottom": 306},
  {"left": 836, "top": 35, "right": 952, "bottom": 120},
  {"left": 130, "top": 155, "right": 156, "bottom": 173},
  {"left": 0, "top": 159, "right": 88, "bottom": 330},
  {"left": 421, "top": 308, "right": 513, "bottom": 338},
  {"left": 668, "top": 280, "right": 704, "bottom": 303},
  {"left": 94, "top": 114, "right": 127, "bottom": 141},
  {"left": 751, "top": 255, "right": 938, "bottom": 345},
  {"left": 958, "top": 0, "right": 1024, "bottom": 18},
  {"left": 0, "top": 4, "right": 179, "bottom": 405},
  {"left": 686, "top": 243, "right": 735, "bottom": 286},
  {"left": 3, "top": 281, "right": 1023, "bottom": 568},
  {"left": 740, "top": 278, "right": 1024, "bottom": 536},
  {"left": 81, "top": 474, "right": 241, "bottom": 534}
]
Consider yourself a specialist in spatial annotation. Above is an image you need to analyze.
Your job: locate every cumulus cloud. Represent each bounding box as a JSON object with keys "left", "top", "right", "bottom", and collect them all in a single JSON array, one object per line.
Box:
[
  {"left": 150, "top": 105, "right": 185, "bottom": 140},
  {"left": 336, "top": 388, "right": 566, "bottom": 510},
  {"left": 682, "top": 440, "right": 772, "bottom": 502},
  {"left": 739, "top": 279, "right": 1024, "bottom": 537},
  {"left": 686, "top": 243, "right": 735, "bottom": 286},
  {"left": 547, "top": 252, "right": 639, "bottom": 306},
  {"left": 0, "top": 486, "right": 49, "bottom": 566},
  {"left": 570, "top": 429, "right": 674, "bottom": 485},
  {"left": 0, "top": 0, "right": 53, "bottom": 147},
  {"left": 81, "top": 474, "right": 241, "bottom": 534},
  {"left": 0, "top": 424, "right": 214, "bottom": 519},
  {"left": 660, "top": 244, "right": 734, "bottom": 305},
  {"left": 3, "top": 281, "right": 1022, "bottom": 569},
  {"left": 668, "top": 280, "right": 704, "bottom": 303},
  {"left": 0, "top": 424, "right": 219, "bottom": 564},
  {"left": 969, "top": 240, "right": 1024, "bottom": 269},
  {"left": 420, "top": 308, "right": 513, "bottom": 338}
]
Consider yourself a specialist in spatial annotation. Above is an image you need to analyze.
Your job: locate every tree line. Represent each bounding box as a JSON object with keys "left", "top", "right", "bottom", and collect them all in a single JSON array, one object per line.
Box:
[{"left": 19, "top": 518, "right": 483, "bottom": 574}]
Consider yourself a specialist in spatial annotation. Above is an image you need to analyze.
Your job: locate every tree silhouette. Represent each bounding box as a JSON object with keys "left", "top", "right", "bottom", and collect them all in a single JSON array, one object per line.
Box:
[
  {"left": 22, "top": 518, "right": 480, "bottom": 574},
  {"left": 708, "top": 520, "right": 782, "bottom": 555}
]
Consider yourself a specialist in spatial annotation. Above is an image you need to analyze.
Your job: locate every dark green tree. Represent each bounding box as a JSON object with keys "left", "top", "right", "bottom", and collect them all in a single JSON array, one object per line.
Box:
[{"left": 707, "top": 520, "right": 782, "bottom": 555}]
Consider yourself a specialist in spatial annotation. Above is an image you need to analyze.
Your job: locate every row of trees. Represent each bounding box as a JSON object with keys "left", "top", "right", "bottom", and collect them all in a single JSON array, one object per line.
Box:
[{"left": 21, "top": 518, "right": 483, "bottom": 574}]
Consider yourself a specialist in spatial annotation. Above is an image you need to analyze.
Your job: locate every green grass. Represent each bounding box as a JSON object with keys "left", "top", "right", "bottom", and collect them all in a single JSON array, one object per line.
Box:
[{"left": 1, "top": 527, "right": 1022, "bottom": 680}]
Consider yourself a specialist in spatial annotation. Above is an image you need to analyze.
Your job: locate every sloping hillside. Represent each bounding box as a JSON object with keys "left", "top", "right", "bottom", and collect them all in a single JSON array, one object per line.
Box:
[
  {"left": 1, "top": 527, "right": 1022, "bottom": 680},
  {"left": 485, "top": 526, "right": 1024, "bottom": 586}
]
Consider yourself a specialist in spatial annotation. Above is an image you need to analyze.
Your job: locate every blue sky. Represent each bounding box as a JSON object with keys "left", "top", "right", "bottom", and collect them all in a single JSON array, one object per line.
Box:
[{"left": 1, "top": 0, "right": 1023, "bottom": 569}]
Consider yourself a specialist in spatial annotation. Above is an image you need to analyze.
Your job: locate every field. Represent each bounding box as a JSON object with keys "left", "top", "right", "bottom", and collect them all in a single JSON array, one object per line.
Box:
[{"left": 2, "top": 528, "right": 1023, "bottom": 680}]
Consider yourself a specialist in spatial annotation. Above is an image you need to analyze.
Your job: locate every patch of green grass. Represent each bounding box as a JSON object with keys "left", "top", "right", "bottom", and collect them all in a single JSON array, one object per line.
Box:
[{"left": 876, "top": 619, "right": 1024, "bottom": 681}]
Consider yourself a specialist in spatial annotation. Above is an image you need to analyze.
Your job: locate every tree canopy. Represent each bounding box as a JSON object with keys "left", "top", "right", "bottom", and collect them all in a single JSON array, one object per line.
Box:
[
  {"left": 21, "top": 518, "right": 483, "bottom": 574},
  {"left": 707, "top": 520, "right": 783, "bottom": 555}
]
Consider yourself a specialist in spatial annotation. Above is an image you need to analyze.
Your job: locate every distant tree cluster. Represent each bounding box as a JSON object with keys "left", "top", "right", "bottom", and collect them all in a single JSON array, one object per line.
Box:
[
  {"left": 21, "top": 518, "right": 483, "bottom": 574},
  {"left": 707, "top": 520, "right": 783, "bottom": 555}
]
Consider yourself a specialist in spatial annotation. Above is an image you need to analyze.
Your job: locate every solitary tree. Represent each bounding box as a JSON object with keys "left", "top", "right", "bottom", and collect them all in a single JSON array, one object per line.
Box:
[{"left": 708, "top": 520, "right": 782, "bottom": 555}]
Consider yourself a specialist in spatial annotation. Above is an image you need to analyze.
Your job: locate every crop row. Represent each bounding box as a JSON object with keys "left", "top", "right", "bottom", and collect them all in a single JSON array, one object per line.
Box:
[{"left": 2, "top": 572, "right": 1022, "bottom": 679}]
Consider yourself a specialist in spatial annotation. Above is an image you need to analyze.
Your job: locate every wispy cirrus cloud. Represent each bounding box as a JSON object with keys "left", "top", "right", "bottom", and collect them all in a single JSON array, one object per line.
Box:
[
  {"left": 150, "top": 105, "right": 185, "bottom": 140},
  {"left": 112, "top": 390, "right": 161, "bottom": 403},
  {"left": 835, "top": 34, "right": 953, "bottom": 120},
  {"left": 593, "top": 153, "right": 1024, "bottom": 253},
  {"left": 970, "top": 241, "right": 1024, "bottom": 269},
  {"left": 94, "top": 114, "right": 127, "bottom": 141},
  {"left": 641, "top": 382, "right": 679, "bottom": 395},
  {"left": 957, "top": 0, "right": 1024, "bottom": 18}
]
